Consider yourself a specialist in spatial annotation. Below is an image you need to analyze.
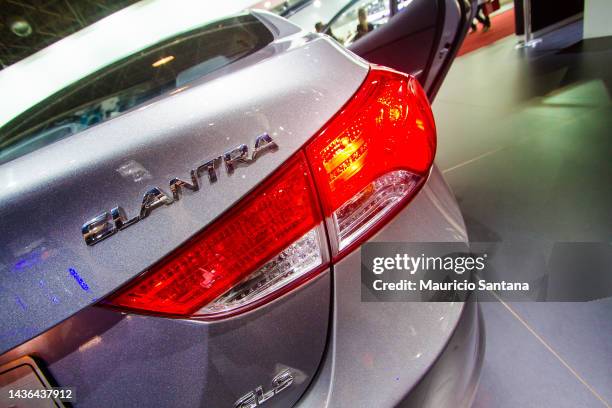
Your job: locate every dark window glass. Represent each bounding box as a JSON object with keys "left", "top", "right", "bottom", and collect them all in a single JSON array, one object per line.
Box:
[{"left": 0, "top": 14, "right": 273, "bottom": 165}]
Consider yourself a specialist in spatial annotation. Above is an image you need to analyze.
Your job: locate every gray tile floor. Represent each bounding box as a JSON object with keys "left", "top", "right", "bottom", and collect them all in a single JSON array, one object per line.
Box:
[{"left": 432, "top": 22, "right": 612, "bottom": 408}]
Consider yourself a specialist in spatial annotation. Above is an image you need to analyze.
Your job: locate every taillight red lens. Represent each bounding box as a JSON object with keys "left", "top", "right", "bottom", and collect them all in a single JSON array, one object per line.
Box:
[
  {"left": 306, "top": 67, "right": 435, "bottom": 253},
  {"left": 306, "top": 68, "right": 435, "bottom": 213},
  {"left": 103, "top": 66, "right": 436, "bottom": 317},
  {"left": 105, "top": 153, "right": 323, "bottom": 316}
]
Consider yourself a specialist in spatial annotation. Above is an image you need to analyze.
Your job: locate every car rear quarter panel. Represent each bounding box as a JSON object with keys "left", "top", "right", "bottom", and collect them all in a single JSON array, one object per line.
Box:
[{"left": 297, "top": 166, "right": 471, "bottom": 407}]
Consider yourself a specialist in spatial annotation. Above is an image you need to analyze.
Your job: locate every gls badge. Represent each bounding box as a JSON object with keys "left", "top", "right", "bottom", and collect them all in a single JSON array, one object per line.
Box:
[
  {"left": 81, "top": 133, "right": 277, "bottom": 246},
  {"left": 235, "top": 370, "right": 294, "bottom": 408}
]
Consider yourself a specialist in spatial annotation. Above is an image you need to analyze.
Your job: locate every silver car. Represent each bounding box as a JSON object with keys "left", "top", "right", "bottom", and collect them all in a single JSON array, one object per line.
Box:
[{"left": 0, "top": 1, "right": 482, "bottom": 407}]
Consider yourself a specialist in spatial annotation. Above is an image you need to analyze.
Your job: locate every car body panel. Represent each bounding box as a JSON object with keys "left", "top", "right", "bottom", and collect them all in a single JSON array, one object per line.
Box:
[
  {"left": 0, "top": 2, "right": 481, "bottom": 407},
  {"left": 398, "top": 298, "right": 485, "bottom": 408},
  {"left": 0, "top": 270, "right": 331, "bottom": 408},
  {"left": 0, "top": 15, "right": 367, "bottom": 354},
  {"left": 296, "top": 166, "right": 473, "bottom": 407}
]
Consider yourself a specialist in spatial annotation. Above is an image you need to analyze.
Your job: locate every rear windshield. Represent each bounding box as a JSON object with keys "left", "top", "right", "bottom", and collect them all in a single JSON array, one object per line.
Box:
[{"left": 0, "top": 14, "right": 273, "bottom": 165}]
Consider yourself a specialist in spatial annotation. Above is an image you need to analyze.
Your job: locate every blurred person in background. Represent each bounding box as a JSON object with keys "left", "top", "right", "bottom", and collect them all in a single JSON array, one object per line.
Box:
[
  {"left": 354, "top": 7, "right": 374, "bottom": 41},
  {"left": 470, "top": 0, "right": 492, "bottom": 32},
  {"left": 315, "top": 21, "right": 342, "bottom": 43}
]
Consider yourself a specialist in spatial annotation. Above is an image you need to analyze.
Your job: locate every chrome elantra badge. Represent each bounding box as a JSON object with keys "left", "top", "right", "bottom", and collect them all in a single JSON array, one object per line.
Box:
[{"left": 82, "top": 133, "right": 277, "bottom": 246}]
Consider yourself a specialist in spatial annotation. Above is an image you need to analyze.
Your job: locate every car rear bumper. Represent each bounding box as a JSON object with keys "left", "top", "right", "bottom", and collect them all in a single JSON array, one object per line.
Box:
[
  {"left": 296, "top": 297, "right": 484, "bottom": 408},
  {"left": 398, "top": 298, "right": 485, "bottom": 408}
]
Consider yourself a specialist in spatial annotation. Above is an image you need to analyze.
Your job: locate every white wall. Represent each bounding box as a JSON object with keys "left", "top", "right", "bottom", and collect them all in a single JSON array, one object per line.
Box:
[{"left": 584, "top": 0, "right": 612, "bottom": 39}]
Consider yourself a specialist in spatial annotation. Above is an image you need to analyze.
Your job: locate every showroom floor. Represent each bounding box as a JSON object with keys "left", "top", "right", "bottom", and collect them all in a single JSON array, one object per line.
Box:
[{"left": 433, "top": 22, "right": 612, "bottom": 408}]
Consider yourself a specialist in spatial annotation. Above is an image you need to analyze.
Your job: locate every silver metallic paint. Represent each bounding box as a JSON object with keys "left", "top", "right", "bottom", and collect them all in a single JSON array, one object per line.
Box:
[
  {"left": 297, "top": 166, "right": 474, "bottom": 407},
  {"left": 0, "top": 22, "right": 368, "bottom": 353},
  {"left": 81, "top": 132, "right": 279, "bottom": 246},
  {"left": 0, "top": 4, "right": 482, "bottom": 407},
  {"left": 0, "top": 271, "right": 331, "bottom": 408},
  {"left": 397, "top": 298, "right": 485, "bottom": 408}
]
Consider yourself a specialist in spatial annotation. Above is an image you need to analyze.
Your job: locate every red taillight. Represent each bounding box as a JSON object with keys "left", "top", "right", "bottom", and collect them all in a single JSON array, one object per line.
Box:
[
  {"left": 105, "top": 154, "right": 324, "bottom": 316},
  {"left": 307, "top": 67, "right": 435, "bottom": 254},
  {"left": 103, "top": 67, "right": 435, "bottom": 317},
  {"left": 307, "top": 68, "right": 435, "bottom": 214}
]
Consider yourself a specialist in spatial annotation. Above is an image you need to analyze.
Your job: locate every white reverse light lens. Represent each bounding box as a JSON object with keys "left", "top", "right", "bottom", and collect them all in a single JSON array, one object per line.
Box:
[
  {"left": 332, "top": 170, "right": 422, "bottom": 251},
  {"left": 199, "top": 226, "right": 327, "bottom": 315}
]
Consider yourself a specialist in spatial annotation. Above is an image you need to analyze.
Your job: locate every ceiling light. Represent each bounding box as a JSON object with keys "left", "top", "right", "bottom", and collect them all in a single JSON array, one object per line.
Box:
[
  {"left": 10, "top": 18, "right": 32, "bottom": 38},
  {"left": 152, "top": 55, "right": 174, "bottom": 67}
]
